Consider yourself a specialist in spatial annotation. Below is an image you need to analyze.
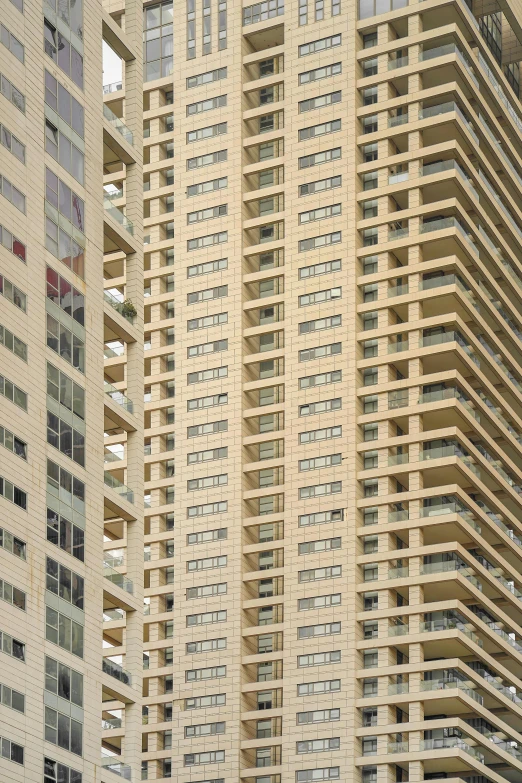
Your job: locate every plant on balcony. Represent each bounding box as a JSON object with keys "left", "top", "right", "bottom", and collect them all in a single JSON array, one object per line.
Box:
[{"left": 121, "top": 299, "right": 137, "bottom": 318}]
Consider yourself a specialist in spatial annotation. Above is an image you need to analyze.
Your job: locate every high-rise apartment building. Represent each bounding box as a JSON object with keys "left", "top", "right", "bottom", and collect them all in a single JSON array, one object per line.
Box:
[
  {"left": 140, "top": 0, "right": 522, "bottom": 781},
  {"left": 0, "top": 0, "right": 143, "bottom": 778}
]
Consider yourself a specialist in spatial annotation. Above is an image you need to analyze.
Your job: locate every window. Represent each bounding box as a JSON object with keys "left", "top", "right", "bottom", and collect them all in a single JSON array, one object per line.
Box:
[
  {"left": 185, "top": 693, "right": 227, "bottom": 710},
  {"left": 44, "top": 758, "right": 83, "bottom": 783},
  {"left": 298, "top": 680, "right": 340, "bottom": 696},
  {"left": 188, "top": 231, "right": 228, "bottom": 251},
  {"left": 299, "top": 398, "right": 342, "bottom": 417},
  {"left": 0, "top": 735, "right": 23, "bottom": 765},
  {"left": 299, "top": 34, "right": 341, "bottom": 56},
  {"left": 186, "top": 638, "right": 226, "bottom": 654},
  {"left": 186, "top": 610, "right": 227, "bottom": 626},
  {"left": 0, "top": 173, "right": 25, "bottom": 213},
  {"left": 188, "top": 178, "right": 228, "bottom": 197},
  {"left": 187, "top": 122, "right": 227, "bottom": 143},
  {"left": 299, "top": 286, "right": 341, "bottom": 305},
  {"left": 299, "top": 537, "right": 341, "bottom": 554},
  {"left": 46, "top": 557, "right": 84, "bottom": 609},
  {"left": 44, "top": 169, "right": 85, "bottom": 277},
  {"left": 299, "top": 231, "right": 341, "bottom": 252},
  {"left": 0, "top": 373, "right": 27, "bottom": 410},
  {"left": 188, "top": 392, "right": 228, "bottom": 410},
  {"left": 187, "top": 555, "right": 227, "bottom": 571},
  {"left": 187, "top": 312, "right": 228, "bottom": 331},
  {"left": 187, "top": 582, "right": 227, "bottom": 599},
  {"left": 187, "top": 527, "right": 227, "bottom": 543},
  {"left": 0, "top": 223, "right": 26, "bottom": 262},
  {"left": 187, "top": 67, "right": 227, "bottom": 88},
  {"left": 299, "top": 148, "right": 341, "bottom": 171},
  {"left": 0, "top": 578, "right": 25, "bottom": 611},
  {"left": 188, "top": 284, "right": 228, "bottom": 303},
  {"left": 300, "top": 177, "right": 341, "bottom": 198},
  {"left": 299, "top": 119, "right": 341, "bottom": 141},
  {"left": 45, "top": 656, "right": 83, "bottom": 706},
  {"left": 299, "top": 453, "right": 342, "bottom": 471},
  {"left": 45, "top": 706, "right": 82, "bottom": 755},
  {"left": 298, "top": 623, "right": 341, "bottom": 639},
  {"left": 43, "top": 19, "right": 83, "bottom": 89},
  {"left": 0, "top": 72, "right": 25, "bottom": 112},
  {"left": 187, "top": 366, "right": 228, "bottom": 385},
  {"left": 359, "top": 0, "right": 406, "bottom": 19},
  {"left": 299, "top": 481, "right": 341, "bottom": 499},
  {"left": 188, "top": 258, "right": 228, "bottom": 277},
  {"left": 44, "top": 71, "right": 84, "bottom": 138},
  {"left": 299, "top": 63, "right": 341, "bottom": 85},
  {"left": 187, "top": 149, "right": 228, "bottom": 169},
  {"left": 297, "top": 768, "right": 340, "bottom": 782},
  {"left": 188, "top": 339, "right": 228, "bottom": 359},
  {"left": 300, "top": 92, "right": 342, "bottom": 113},
  {"left": 45, "top": 606, "right": 84, "bottom": 658},
  {"left": 0, "top": 682, "right": 24, "bottom": 713},
  {"left": 299, "top": 372, "right": 342, "bottom": 390},
  {"left": 187, "top": 500, "right": 228, "bottom": 517},
  {"left": 243, "top": 0, "right": 284, "bottom": 24},
  {"left": 0, "top": 629, "right": 25, "bottom": 661},
  {"left": 186, "top": 665, "right": 226, "bottom": 681},
  {"left": 184, "top": 751, "right": 225, "bottom": 766},
  {"left": 46, "top": 404, "right": 85, "bottom": 467},
  {"left": 187, "top": 204, "right": 227, "bottom": 224},
  {"left": 299, "top": 508, "right": 344, "bottom": 527},
  {"left": 187, "top": 95, "right": 227, "bottom": 115},
  {"left": 0, "top": 526, "right": 26, "bottom": 559},
  {"left": 0, "top": 324, "right": 27, "bottom": 362},
  {"left": 297, "top": 738, "right": 340, "bottom": 754},
  {"left": 185, "top": 722, "right": 225, "bottom": 738},
  {"left": 298, "top": 650, "right": 341, "bottom": 666},
  {"left": 0, "top": 122, "right": 25, "bottom": 162},
  {"left": 143, "top": 1, "right": 173, "bottom": 80},
  {"left": 0, "top": 474, "right": 27, "bottom": 509},
  {"left": 0, "top": 24, "right": 24, "bottom": 62},
  {"left": 299, "top": 565, "right": 341, "bottom": 582},
  {"left": 297, "top": 709, "right": 340, "bottom": 724},
  {"left": 187, "top": 419, "right": 228, "bottom": 437},
  {"left": 0, "top": 274, "right": 26, "bottom": 313}
]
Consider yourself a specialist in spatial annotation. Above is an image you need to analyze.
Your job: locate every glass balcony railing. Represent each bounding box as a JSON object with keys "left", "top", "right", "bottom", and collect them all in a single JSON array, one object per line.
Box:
[
  {"left": 388, "top": 56, "right": 409, "bottom": 70},
  {"left": 421, "top": 158, "right": 479, "bottom": 199},
  {"left": 420, "top": 616, "right": 483, "bottom": 646},
  {"left": 419, "top": 386, "right": 480, "bottom": 420},
  {"left": 387, "top": 340, "right": 409, "bottom": 354},
  {"left": 104, "top": 200, "right": 134, "bottom": 235},
  {"left": 102, "top": 716, "right": 123, "bottom": 730},
  {"left": 103, "top": 608, "right": 125, "bottom": 621},
  {"left": 477, "top": 52, "right": 522, "bottom": 135},
  {"left": 419, "top": 737, "right": 485, "bottom": 763},
  {"left": 103, "top": 563, "right": 134, "bottom": 594},
  {"left": 104, "top": 553, "right": 125, "bottom": 568},
  {"left": 103, "top": 186, "right": 124, "bottom": 201},
  {"left": 388, "top": 682, "right": 409, "bottom": 695},
  {"left": 421, "top": 498, "right": 481, "bottom": 533},
  {"left": 388, "top": 226, "right": 409, "bottom": 241},
  {"left": 420, "top": 443, "right": 480, "bottom": 477},
  {"left": 420, "top": 100, "right": 480, "bottom": 144},
  {"left": 388, "top": 113, "right": 409, "bottom": 128},
  {"left": 104, "top": 380, "right": 134, "bottom": 413},
  {"left": 388, "top": 452, "right": 409, "bottom": 465},
  {"left": 470, "top": 665, "right": 522, "bottom": 707},
  {"left": 389, "top": 621, "right": 409, "bottom": 636},
  {"left": 101, "top": 757, "right": 131, "bottom": 779},
  {"left": 104, "top": 449, "right": 124, "bottom": 464},
  {"left": 103, "top": 657, "right": 132, "bottom": 686},
  {"left": 388, "top": 566, "right": 409, "bottom": 579},
  {"left": 420, "top": 329, "right": 480, "bottom": 366},
  {"left": 419, "top": 215, "right": 477, "bottom": 251},
  {"left": 104, "top": 471, "right": 134, "bottom": 504},
  {"left": 420, "top": 43, "right": 478, "bottom": 87},
  {"left": 104, "top": 344, "right": 125, "bottom": 359},
  {"left": 104, "top": 290, "right": 136, "bottom": 324},
  {"left": 103, "top": 81, "right": 123, "bottom": 94},
  {"left": 388, "top": 741, "right": 409, "bottom": 753},
  {"left": 477, "top": 112, "right": 522, "bottom": 190},
  {"left": 103, "top": 103, "right": 134, "bottom": 146},
  {"left": 388, "top": 508, "right": 409, "bottom": 522},
  {"left": 420, "top": 678, "right": 484, "bottom": 704}
]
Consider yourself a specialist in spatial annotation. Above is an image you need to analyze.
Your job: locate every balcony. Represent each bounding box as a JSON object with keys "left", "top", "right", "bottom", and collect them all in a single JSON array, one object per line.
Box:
[
  {"left": 104, "top": 291, "right": 136, "bottom": 325},
  {"left": 103, "top": 103, "right": 134, "bottom": 147},
  {"left": 103, "top": 81, "right": 123, "bottom": 94},
  {"left": 104, "top": 562, "right": 134, "bottom": 594},
  {"left": 103, "top": 657, "right": 132, "bottom": 687},
  {"left": 101, "top": 757, "right": 131, "bottom": 779},
  {"left": 104, "top": 200, "right": 134, "bottom": 236},
  {"left": 104, "top": 471, "right": 134, "bottom": 504},
  {"left": 419, "top": 736, "right": 485, "bottom": 763}
]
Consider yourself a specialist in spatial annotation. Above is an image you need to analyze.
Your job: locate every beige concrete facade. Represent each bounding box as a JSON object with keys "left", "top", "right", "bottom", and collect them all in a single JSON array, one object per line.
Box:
[
  {"left": 0, "top": 0, "right": 143, "bottom": 776},
  {"left": 138, "top": 0, "right": 522, "bottom": 781},
  {"left": 139, "top": 0, "right": 522, "bottom": 780}
]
